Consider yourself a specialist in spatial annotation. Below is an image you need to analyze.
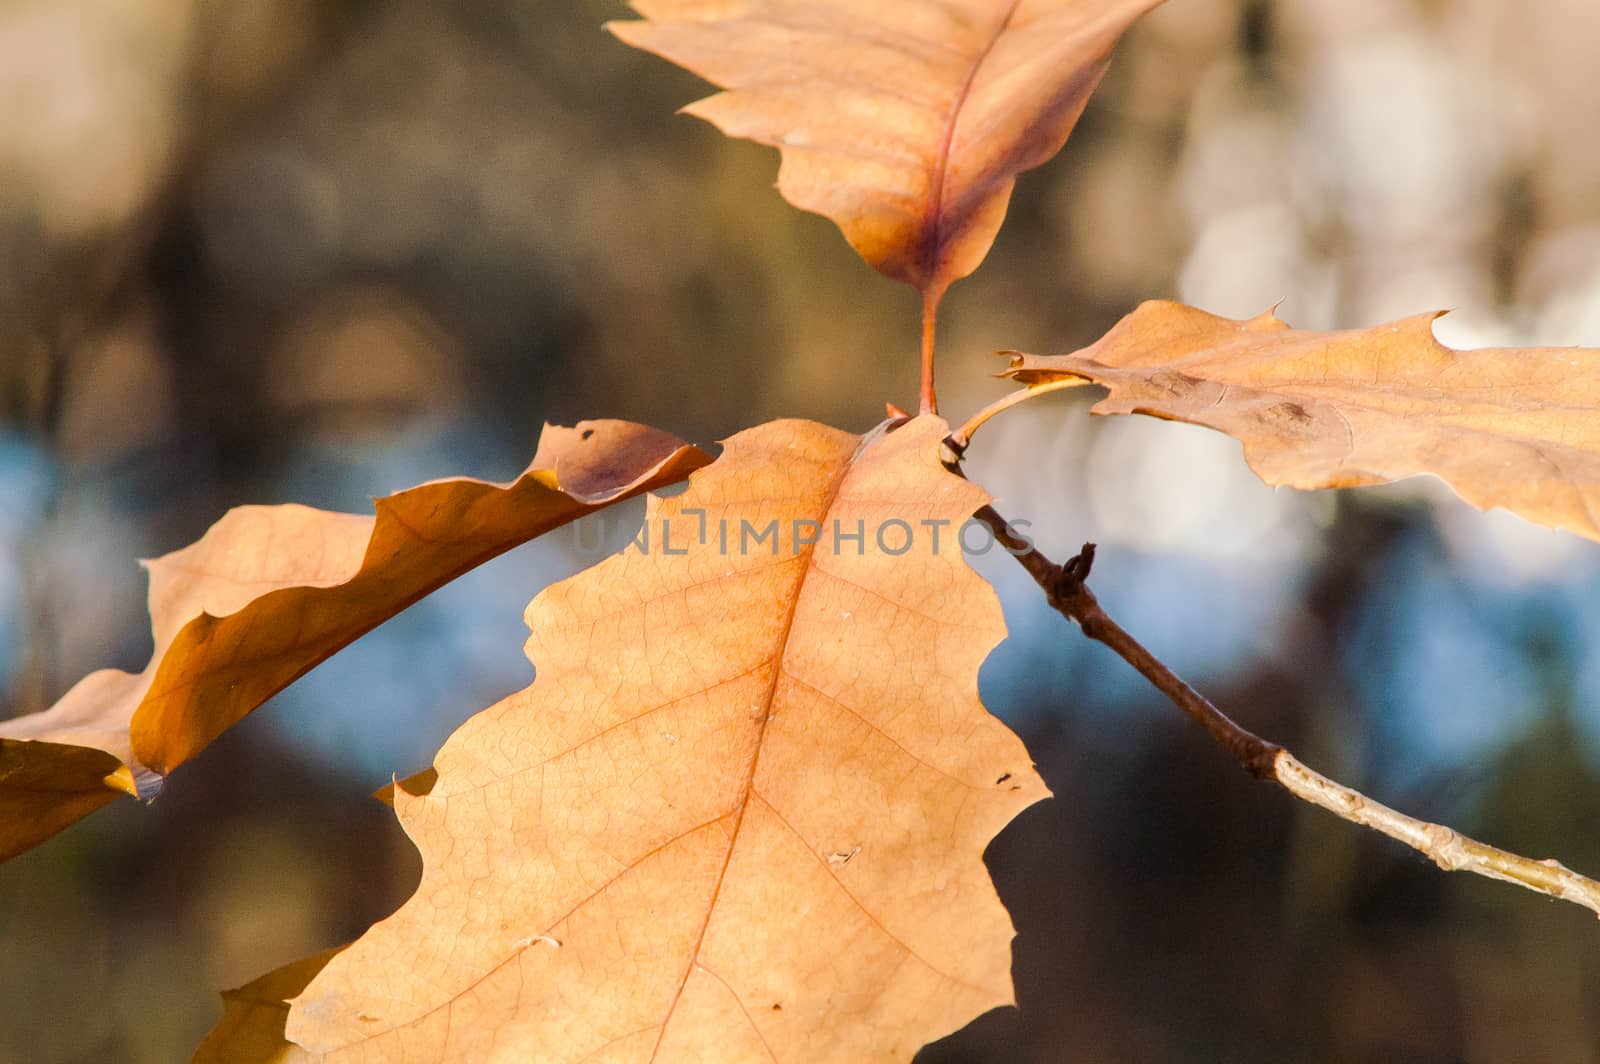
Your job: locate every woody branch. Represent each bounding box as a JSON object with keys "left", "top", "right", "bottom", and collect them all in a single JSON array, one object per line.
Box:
[{"left": 970, "top": 504, "right": 1600, "bottom": 919}]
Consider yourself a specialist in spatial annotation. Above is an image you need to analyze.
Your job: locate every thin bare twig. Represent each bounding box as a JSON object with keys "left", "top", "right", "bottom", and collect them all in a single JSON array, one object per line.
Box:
[{"left": 972, "top": 505, "right": 1600, "bottom": 919}]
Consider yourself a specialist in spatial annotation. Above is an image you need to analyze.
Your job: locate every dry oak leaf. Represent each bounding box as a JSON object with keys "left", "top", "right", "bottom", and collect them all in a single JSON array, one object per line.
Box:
[
  {"left": 1005, "top": 300, "right": 1600, "bottom": 543},
  {"left": 611, "top": 0, "right": 1162, "bottom": 303},
  {"left": 266, "top": 416, "right": 1049, "bottom": 1062},
  {"left": 0, "top": 738, "right": 140, "bottom": 867},
  {"left": 194, "top": 948, "right": 343, "bottom": 1064},
  {"left": 0, "top": 421, "right": 708, "bottom": 863}
]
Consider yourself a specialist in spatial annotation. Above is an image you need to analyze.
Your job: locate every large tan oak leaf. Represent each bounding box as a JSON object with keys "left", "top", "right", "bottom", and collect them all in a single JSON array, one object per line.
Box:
[
  {"left": 275, "top": 417, "right": 1049, "bottom": 1062},
  {"left": 0, "top": 422, "right": 708, "bottom": 862},
  {"left": 1005, "top": 300, "right": 1600, "bottom": 542},
  {"left": 611, "top": 0, "right": 1162, "bottom": 302}
]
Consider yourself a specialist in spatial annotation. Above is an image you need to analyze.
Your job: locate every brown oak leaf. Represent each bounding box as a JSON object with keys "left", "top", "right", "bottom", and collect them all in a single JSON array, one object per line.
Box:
[
  {"left": 1005, "top": 300, "right": 1600, "bottom": 542},
  {"left": 0, "top": 421, "right": 708, "bottom": 861},
  {"left": 612, "top": 0, "right": 1163, "bottom": 304}
]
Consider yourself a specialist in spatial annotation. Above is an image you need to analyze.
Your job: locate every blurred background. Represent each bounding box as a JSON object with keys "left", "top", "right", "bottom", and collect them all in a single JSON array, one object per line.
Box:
[{"left": 2, "top": 0, "right": 1598, "bottom": 1059}]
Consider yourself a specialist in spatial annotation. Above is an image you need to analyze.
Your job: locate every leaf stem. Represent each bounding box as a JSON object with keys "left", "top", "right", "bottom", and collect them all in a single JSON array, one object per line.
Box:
[
  {"left": 946, "top": 378, "right": 1090, "bottom": 455},
  {"left": 920, "top": 289, "right": 940, "bottom": 415},
  {"left": 970, "top": 507, "right": 1600, "bottom": 919}
]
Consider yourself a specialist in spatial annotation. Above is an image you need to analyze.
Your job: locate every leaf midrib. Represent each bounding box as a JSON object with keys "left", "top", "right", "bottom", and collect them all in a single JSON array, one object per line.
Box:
[
  {"left": 919, "top": 0, "right": 1025, "bottom": 291},
  {"left": 646, "top": 430, "right": 863, "bottom": 1061}
]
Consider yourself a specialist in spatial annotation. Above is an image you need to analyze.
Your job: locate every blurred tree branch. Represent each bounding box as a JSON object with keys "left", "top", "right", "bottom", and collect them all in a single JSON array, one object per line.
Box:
[{"left": 3, "top": 0, "right": 378, "bottom": 716}]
